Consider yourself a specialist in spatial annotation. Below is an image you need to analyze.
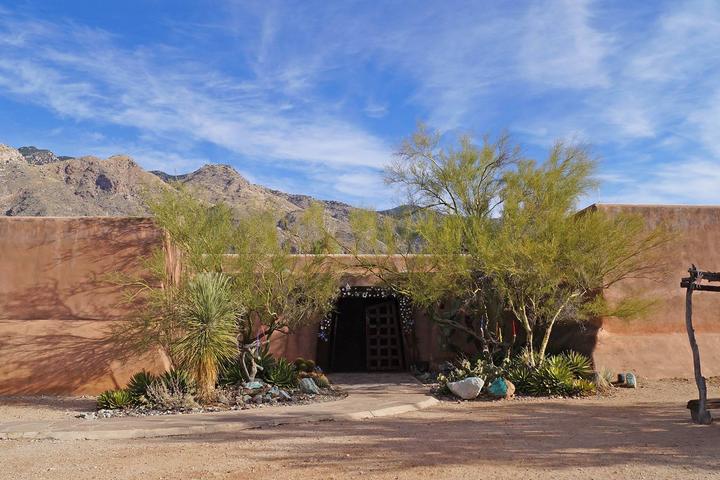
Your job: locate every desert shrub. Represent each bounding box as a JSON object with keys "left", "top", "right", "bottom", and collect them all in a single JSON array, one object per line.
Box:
[
  {"left": 97, "top": 389, "right": 133, "bottom": 410},
  {"left": 313, "top": 373, "right": 331, "bottom": 388},
  {"left": 145, "top": 379, "right": 198, "bottom": 410},
  {"left": 593, "top": 367, "right": 614, "bottom": 393},
  {"left": 265, "top": 358, "right": 298, "bottom": 388},
  {"left": 126, "top": 370, "right": 157, "bottom": 403},
  {"left": 293, "top": 357, "right": 316, "bottom": 373}
]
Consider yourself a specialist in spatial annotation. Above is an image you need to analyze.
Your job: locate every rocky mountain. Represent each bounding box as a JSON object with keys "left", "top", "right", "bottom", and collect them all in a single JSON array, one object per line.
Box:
[
  {"left": 18, "top": 146, "right": 74, "bottom": 165},
  {"left": 1, "top": 144, "right": 380, "bottom": 249}
]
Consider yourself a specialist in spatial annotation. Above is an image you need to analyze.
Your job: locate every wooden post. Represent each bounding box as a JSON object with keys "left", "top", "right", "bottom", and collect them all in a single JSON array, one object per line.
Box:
[{"left": 684, "top": 266, "right": 712, "bottom": 425}]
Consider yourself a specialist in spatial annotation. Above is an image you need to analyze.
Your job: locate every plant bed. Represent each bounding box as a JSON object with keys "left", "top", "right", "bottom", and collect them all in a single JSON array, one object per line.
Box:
[
  {"left": 421, "top": 352, "right": 619, "bottom": 402},
  {"left": 80, "top": 382, "right": 347, "bottom": 420}
]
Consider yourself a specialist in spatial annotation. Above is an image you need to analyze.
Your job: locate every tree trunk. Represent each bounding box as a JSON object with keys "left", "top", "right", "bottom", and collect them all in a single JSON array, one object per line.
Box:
[
  {"left": 537, "top": 317, "right": 557, "bottom": 363},
  {"left": 525, "top": 327, "right": 535, "bottom": 367},
  {"left": 685, "top": 282, "right": 712, "bottom": 424}
]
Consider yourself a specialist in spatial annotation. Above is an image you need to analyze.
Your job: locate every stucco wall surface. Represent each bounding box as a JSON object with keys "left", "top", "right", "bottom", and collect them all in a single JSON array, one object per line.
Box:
[
  {"left": 591, "top": 204, "right": 720, "bottom": 379},
  {"left": 0, "top": 217, "right": 169, "bottom": 394}
]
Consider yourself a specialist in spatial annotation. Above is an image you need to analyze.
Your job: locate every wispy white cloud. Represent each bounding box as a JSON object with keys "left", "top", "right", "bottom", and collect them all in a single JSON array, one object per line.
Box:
[
  {"left": 364, "top": 101, "right": 388, "bottom": 119},
  {"left": 599, "top": 159, "right": 720, "bottom": 205},
  {"left": 0, "top": 9, "right": 394, "bottom": 177},
  {"left": 519, "top": 0, "right": 611, "bottom": 89},
  {"left": 1, "top": 1, "right": 719, "bottom": 208}
]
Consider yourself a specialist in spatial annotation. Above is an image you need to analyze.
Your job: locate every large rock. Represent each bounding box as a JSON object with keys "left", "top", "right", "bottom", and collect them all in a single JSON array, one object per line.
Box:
[
  {"left": 299, "top": 377, "right": 321, "bottom": 394},
  {"left": 447, "top": 377, "right": 484, "bottom": 400},
  {"left": 487, "top": 378, "right": 515, "bottom": 399}
]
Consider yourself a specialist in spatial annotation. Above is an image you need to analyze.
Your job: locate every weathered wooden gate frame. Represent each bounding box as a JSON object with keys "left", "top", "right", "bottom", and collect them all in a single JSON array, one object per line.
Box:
[{"left": 680, "top": 265, "right": 720, "bottom": 425}]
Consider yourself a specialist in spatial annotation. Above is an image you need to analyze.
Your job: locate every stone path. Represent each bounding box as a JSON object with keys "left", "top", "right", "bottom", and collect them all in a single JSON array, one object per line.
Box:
[{"left": 0, "top": 373, "right": 437, "bottom": 440}]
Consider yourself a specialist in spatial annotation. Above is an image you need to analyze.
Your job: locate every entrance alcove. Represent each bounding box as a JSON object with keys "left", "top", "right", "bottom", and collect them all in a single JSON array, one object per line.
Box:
[{"left": 316, "top": 286, "right": 408, "bottom": 372}]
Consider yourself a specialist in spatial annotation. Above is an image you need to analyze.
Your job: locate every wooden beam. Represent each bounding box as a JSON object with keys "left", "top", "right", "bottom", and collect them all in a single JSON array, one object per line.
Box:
[{"left": 680, "top": 281, "right": 720, "bottom": 292}]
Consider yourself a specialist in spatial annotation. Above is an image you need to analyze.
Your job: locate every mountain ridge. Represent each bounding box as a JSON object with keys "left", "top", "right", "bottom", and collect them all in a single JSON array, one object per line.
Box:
[{"left": 1, "top": 144, "right": 397, "bottom": 249}]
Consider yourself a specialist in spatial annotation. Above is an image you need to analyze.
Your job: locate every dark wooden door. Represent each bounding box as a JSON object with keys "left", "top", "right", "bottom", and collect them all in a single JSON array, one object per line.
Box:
[{"left": 365, "top": 301, "right": 403, "bottom": 371}]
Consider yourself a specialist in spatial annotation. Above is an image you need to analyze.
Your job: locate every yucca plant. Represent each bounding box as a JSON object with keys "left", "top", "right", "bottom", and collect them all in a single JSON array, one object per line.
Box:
[
  {"left": 265, "top": 358, "right": 298, "bottom": 388},
  {"left": 97, "top": 389, "right": 133, "bottom": 410},
  {"left": 173, "top": 272, "right": 240, "bottom": 402}
]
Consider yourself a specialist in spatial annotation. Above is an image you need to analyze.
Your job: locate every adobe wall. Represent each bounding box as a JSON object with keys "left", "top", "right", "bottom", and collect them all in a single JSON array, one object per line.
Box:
[
  {"left": 584, "top": 205, "right": 720, "bottom": 379},
  {"left": 0, "top": 217, "right": 170, "bottom": 395},
  {"left": 5, "top": 206, "right": 716, "bottom": 394},
  {"left": 0, "top": 222, "right": 448, "bottom": 394}
]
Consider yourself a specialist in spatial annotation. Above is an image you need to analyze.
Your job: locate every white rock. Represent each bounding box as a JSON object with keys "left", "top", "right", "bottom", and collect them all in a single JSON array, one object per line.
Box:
[{"left": 447, "top": 377, "right": 484, "bottom": 400}]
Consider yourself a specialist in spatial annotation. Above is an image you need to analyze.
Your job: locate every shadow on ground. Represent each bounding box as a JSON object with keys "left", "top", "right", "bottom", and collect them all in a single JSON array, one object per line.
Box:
[{"left": 162, "top": 398, "right": 720, "bottom": 475}]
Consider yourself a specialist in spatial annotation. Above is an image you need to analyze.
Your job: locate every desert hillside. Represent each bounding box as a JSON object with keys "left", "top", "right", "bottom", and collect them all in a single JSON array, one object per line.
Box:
[{"left": 0, "top": 144, "right": 391, "bottom": 249}]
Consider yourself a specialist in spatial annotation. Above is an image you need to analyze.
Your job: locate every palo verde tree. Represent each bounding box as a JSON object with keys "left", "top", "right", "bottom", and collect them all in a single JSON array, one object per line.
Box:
[
  {"left": 115, "top": 185, "right": 339, "bottom": 397},
  {"left": 485, "top": 144, "right": 672, "bottom": 365},
  {"left": 349, "top": 124, "right": 519, "bottom": 355},
  {"left": 352, "top": 125, "right": 672, "bottom": 364}
]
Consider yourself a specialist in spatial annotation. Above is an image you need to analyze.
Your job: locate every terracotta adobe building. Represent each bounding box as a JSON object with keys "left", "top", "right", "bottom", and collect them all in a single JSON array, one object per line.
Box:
[{"left": 1, "top": 204, "right": 719, "bottom": 395}]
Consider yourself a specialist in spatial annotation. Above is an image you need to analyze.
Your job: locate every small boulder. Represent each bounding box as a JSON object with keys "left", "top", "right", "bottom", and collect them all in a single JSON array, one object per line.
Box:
[
  {"left": 487, "top": 378, "right": 515, "bottom": 399},
  {"left": 625, "top": 372, "right": 637, "bottom": 388},
  {"left": 447, "top": 377, "right": 484, "bottom": 400},
  {"left": 279, "top": 390, "right": 292, "bottom": 401},
  {"left": 252, "top": 394, "right": 264, "bottom": 404},
  {"left": 243, "top": 380, "right": 264, "bottom": 390},
  {"left": 299, "top": 377, "right": 321, "bottom": 394},
  {"left": 216, "top": 391, "right": 231, "bottom": 405}
]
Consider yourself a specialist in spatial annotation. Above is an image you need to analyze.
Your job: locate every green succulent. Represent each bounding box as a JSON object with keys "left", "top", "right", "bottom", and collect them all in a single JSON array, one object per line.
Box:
[
  {"left": 97, "top": 389, "right": 133, "bottom": 410},
  {"left": 126, "top": 370, "right": 157, "bottom": 403},
  {"left": 266, "top": 358, "right": 298, "bottom": 388},
  {"left": 558, "top": 351, "right": 594, "bottom": 379},
  {"left": 505, "top": 358, "right": 533, "bottom": 391},
  {"left": 218, "top": 360, "right": 247, "bottom": 386},
  {"left": 571, "top": 378, "right": 597, "bottom": 396},
  {"left": 257, "top": 345, "right": 277, "bottom": 376},
  {"left": 157, "top": 369, "right": 196, "bottom": 396}
]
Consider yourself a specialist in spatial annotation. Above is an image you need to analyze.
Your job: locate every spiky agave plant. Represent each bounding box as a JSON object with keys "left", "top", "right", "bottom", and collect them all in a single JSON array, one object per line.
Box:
[{"left": 173, "top": 272, "right": 240, "bottom": 402}]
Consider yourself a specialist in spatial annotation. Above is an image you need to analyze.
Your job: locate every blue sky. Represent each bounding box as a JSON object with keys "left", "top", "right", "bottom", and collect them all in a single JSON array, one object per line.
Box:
[{"left": 1, "top": 1, "right": 719, "bottom": 209}]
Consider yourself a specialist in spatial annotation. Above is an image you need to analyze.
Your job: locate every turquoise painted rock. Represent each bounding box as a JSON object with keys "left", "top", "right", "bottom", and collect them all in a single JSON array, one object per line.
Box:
[
  {"left": 488, "top": 378, "right": 516, "bottom": 399},
  {"left": 243, "top": 380, "right": 264, "bottom": 390},
  {"left": 625, "top": 372, "right": 637, "bottom": 388}
]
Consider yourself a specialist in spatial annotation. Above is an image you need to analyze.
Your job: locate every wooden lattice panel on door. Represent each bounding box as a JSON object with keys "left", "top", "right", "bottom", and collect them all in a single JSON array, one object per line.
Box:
[{"left": 365, "top": 301, "right": 403, "bottom": 371}]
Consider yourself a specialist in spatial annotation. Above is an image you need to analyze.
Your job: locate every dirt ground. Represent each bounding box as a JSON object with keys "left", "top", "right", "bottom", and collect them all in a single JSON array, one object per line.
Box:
[{"left": 2, "top": 378, "right": 720, "bottom": 480}]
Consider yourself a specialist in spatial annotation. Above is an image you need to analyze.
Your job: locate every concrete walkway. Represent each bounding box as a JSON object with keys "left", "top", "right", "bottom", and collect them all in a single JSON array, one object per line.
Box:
[{"left": 0, "top": 373, "right": 437, "bottom": 441}]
